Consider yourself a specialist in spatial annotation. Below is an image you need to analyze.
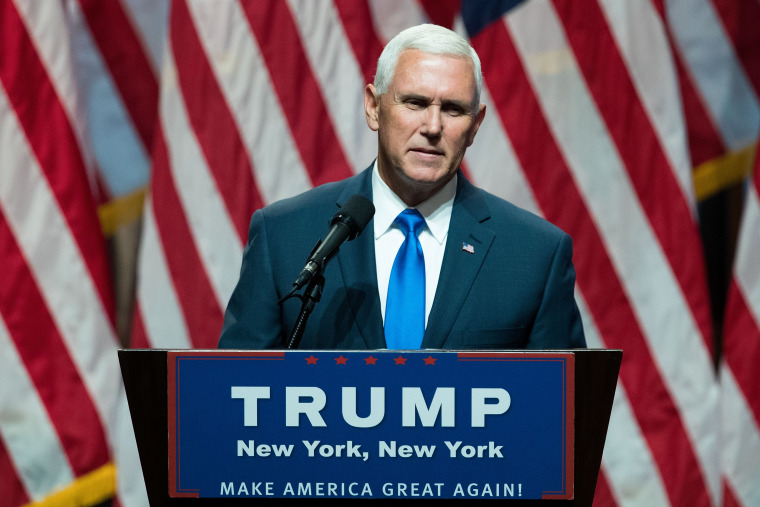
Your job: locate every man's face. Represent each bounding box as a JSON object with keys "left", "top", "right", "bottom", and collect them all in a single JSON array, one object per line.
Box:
[{"left": 365, "top": 49, "right": 486, "bottom": 206}]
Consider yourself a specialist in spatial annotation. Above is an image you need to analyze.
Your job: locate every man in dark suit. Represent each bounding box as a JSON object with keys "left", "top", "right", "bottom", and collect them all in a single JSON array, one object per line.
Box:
[{"left": 219, "top": 24, "right": 585, "bottom": 350}]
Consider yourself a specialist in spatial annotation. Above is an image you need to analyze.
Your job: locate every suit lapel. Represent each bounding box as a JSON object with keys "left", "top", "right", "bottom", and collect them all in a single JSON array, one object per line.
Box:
[
  {"left": 334, "top": 167, "right": 387, "bottom": 349},
  {"left": 422, "top": 175, "right": 495, "bottom": 349}
]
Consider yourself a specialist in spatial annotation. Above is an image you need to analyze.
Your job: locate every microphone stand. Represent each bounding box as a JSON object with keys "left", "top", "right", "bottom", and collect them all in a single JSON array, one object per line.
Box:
[
  {"left": 279, "top": 194, "right": 374, "bottom": 349},
  {"left": 281, "top": 273, "right": 325, "bottom": 349}
]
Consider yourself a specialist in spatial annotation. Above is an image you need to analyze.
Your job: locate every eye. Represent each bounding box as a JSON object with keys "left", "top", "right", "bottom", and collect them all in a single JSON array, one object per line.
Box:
[
  {"left": 443, "top": 104, "right": 466, "bottom": 116},
  {"left": 405, "top": 98, "right": 425, "bottom": 109}
]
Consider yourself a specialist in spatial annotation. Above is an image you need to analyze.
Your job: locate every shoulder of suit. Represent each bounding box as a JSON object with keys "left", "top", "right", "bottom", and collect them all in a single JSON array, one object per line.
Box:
[
  {"left": 258, "top": 170, "right": 368, "bottom": 220},
  {"left": 468, "top": 185, "right": 569, "bottom": 240}
]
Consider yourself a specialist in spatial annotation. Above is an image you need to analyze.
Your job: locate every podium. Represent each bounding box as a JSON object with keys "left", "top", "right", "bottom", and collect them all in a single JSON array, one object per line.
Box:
[{"left": 119, "top": 349, "right": 620, "bottom": 506}]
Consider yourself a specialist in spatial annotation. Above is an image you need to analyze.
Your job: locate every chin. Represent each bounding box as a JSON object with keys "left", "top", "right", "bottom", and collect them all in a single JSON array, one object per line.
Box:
[{"left": 402, "top": 167, "right": 451, "bottom": 186}]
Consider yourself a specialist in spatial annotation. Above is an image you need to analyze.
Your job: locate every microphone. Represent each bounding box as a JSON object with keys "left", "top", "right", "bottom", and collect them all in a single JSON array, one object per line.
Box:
[{"left": 293, "top": 194, "right": 375, "bottom": 290}]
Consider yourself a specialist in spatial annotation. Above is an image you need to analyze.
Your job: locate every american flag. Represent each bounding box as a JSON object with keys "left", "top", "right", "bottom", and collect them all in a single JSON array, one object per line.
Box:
[
  {"left": 1, "top": 0, "right": 759, "bottom": 506},
  {"left": 0, "top": 0, "right": 160, "bottom": 504}
]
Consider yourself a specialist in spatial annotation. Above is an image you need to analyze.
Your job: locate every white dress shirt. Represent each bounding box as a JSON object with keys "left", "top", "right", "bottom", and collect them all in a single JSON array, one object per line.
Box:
[{"left": 372, "top": 161, "right": 456, "bottom": 327}]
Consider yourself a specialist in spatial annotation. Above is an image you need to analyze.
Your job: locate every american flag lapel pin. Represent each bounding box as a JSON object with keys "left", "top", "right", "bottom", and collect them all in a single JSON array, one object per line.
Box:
[{"left": 462, "top": 242, "right": 475, "bottom": 254}]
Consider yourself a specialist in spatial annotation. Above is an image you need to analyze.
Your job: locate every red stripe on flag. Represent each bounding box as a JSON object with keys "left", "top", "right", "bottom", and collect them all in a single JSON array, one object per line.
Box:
[
  {"left": 333, "top": 0, "right": 385, "bottom": 86},
  {"left": 458, "top": 159, "right": 473, "bottom": 182},
  {"left": 241, "top": 0, "right": 354, "bottom": 184},
  {"left": 78, "top": 0, "right": 159, "bottom": 151},
  {"left": 0, "top": 212, "right": 111, "bottom": 477},
  {"left": 92, "top": 168, "right": 112, "bottom": 207},
  {"left": 711, "top": 0, "right": 760, "bottom": 95},
  {"left": 0, "top": 0, "right": 115, "bottom": 321},
  {"left": 129, "top": 304, "right": 150, "bottom": 349},
  {"left": 591, "top": 468, "right": 616, "bottom": 507},
  {"left": 150, "top": 131, "right": 224, "bottom": 348},
  {"left": 472, "top": 20, "right": 713, "bottom": 506},
  {"left": 722, "top": 279, "right": 760, "bottom": 425},
  {"left": 553, "top": 0, "right": 714, "bottom": 347},
  {"left": 419, "top": 0, "right": 461, "bottom": 29},
  {"left": 170, "top": 0, "right": 263, "bottom": 242},
  {"left": 0, "top": 436, "right": 29, "bottom": 506},
  {"left": 722, "top": 478, "right": 743, "bottom": 507}
]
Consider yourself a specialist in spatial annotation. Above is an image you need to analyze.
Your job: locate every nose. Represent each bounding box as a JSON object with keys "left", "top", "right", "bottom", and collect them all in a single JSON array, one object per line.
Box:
[{"left": 420, "top": 106, "right": 442, "bottom": 137}]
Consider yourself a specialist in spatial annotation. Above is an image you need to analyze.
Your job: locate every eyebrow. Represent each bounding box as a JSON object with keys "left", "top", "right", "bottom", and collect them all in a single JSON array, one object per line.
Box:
[{"left": 397, "top": 93, "right": 474, "bottom": 113}]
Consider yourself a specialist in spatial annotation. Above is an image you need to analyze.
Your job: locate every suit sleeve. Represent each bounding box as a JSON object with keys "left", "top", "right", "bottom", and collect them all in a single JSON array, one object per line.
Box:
[
  {"left": 218, "top": 209, "right": 284, "bottom": 349},
  {"left": 527, "top": 233, "right": 586, "bottom": 349}
]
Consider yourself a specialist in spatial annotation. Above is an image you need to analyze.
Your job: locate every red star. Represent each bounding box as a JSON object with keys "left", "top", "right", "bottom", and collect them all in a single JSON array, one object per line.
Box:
[
  {"left": 393, "top": 355, "right": 407, "bottom": 365},
  {"left": 305, "top": 355, "right": 319, "bottom": 365},
  {"left": 423, "top": 356, "right": 437, "bottom": 365},
  {"left": 364, "top": 355, "right": 378, "bottom": 365},
  {"left": 334, "top": 355, "right": 348, "bottom": 365}
]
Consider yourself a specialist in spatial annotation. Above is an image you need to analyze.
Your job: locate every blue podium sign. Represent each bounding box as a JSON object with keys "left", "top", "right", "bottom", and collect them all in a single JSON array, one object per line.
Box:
[{"left": 168, "top": 350, "right": 574, "bottom": 500}]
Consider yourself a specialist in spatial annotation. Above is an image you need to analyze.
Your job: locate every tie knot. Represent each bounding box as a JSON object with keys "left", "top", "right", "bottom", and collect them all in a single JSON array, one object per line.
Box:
[{"left": 395, "top": 209, "right": 425, "bottom": 236}]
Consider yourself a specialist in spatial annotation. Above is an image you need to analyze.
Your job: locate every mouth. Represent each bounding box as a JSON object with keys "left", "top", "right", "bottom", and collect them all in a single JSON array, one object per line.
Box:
[{"left": 409, "top": 147, "right": 444, "bottom": 157}]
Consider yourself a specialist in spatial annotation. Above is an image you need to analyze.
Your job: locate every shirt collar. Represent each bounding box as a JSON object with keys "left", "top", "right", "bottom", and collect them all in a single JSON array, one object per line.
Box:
[{"left": 371, "top": 160, "right": 456, "bottom": 245}]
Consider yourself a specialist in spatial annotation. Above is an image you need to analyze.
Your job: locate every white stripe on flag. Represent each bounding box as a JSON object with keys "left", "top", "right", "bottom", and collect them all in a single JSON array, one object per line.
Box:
[
  {"left": 603, "top": 384, "right": 673, "bottom": 506},
  {"left": 464, "top": 85, "right": 541, "bottom": 216},
  {"left": 734, "top": 188, "right": 760, "bottom": 321},
  {"left": 111, "top": 385, "right": 148, "bottom": 506},
  {"left": 136, "top": 200, "right": 192, "bottom": 349},
  {"left": 368, "top": 0, "right": 428, "bottom": 44},
  {"left": 666, "top": 0, "right": 760, "bottom": 150}
]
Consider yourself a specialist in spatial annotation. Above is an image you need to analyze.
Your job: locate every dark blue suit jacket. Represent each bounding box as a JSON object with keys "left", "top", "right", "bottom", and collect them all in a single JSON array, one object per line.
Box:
[{"left": 218, "top": 167, "right": 585, "bottom": 349}]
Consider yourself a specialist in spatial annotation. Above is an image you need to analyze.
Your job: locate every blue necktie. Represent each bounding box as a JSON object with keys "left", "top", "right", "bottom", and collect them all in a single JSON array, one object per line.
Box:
[{"left": 385, "top": 209, "right": 426, "bottom": 349}]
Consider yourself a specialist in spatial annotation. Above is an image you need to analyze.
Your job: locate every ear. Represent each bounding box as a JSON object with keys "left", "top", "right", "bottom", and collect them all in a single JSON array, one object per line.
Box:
[
  {"left": 466, "top": 103, "right": 486, "bottom": 147},
  {"left": 364, "top": 84, "right": 380, "bottom": 132}
]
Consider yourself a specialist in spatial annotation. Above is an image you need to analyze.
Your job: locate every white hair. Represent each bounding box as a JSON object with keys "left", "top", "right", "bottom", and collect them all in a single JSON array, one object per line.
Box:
[{"left": 373, "top": 24, "right": 482, "bottom": 103}]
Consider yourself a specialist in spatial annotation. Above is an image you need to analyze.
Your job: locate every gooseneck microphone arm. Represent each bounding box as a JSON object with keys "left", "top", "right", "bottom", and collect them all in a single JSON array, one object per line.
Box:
[{"left": 279, "top": 194, "right": 375, "bottom": 349}]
